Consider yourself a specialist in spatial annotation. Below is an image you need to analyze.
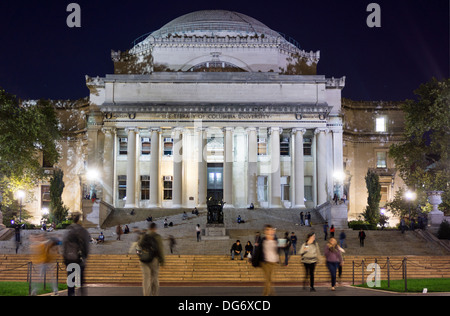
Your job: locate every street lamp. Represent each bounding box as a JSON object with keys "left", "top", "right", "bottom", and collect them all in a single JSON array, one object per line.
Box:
[
  {"left": 405, "top": 190, "right": 416, "bottom": 230},
  {"left": 16, "top": 190, "right": 25, "bottom": 223}
]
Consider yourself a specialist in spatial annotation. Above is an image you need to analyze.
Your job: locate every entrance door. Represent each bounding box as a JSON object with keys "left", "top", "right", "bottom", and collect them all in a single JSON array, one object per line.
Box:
[{"left": 207, "top": 163, "right": 223, "bottom": 203}]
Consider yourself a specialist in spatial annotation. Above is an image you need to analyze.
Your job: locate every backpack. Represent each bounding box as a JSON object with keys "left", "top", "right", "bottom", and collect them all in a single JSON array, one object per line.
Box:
[{"left": 136, "top": 233, "right": 159, "bottom": 263}]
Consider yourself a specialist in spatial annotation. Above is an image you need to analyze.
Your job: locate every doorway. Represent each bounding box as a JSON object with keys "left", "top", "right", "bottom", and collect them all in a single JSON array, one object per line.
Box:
[{"left": 207, "top": 163, "right": 223, "bottom": 203}]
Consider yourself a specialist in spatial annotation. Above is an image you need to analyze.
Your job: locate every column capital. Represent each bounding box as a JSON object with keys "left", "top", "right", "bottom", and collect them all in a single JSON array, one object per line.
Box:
[
  {"left": 101, "top": 126, "right": 116, "bottom": 134},
  {"left": 292, "top": 128, "right": 306, "bottom": 135},
  {"left": 246, "top": 127, "right": 257, "bottom": 133},
  {"left": 172, "top": 127, "right": 183, "bottom": 138},
  {"left": 314, "top": 127, "right": 329, "bottom": 135},
  {"left": 223, "top": 126, "right": 234, "bottom": 132},
  {"left": 269, "top": 127, "right": 282, "bottom": 134},
  {"left": 149, "top": 127, "right": 161, "bottom": 133},
  {"left": 125, "top": 127, "right": 139, "bottom": 134}
]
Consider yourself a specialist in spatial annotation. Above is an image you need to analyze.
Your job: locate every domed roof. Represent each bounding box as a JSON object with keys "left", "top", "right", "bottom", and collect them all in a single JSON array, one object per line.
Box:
[{"left": 149, "top": 10, "right": 282, "bottom": 39}]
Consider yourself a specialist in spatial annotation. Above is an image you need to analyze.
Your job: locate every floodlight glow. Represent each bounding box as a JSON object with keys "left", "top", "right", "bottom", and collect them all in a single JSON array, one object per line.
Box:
[
  {"left": 405, "top": 190, "right": 416, "bottom": 201},
  {"left": 86, "top": 169, "right": 99, "bottom": 181},
  {"left": 16, "top": 190, "right": 25, "bottom": 199}
]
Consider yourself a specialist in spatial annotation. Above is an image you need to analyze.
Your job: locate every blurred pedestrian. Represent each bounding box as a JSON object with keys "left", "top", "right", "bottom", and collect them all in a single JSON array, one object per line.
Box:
[
  {"left": 339, "top": 231, "right": 347, "bottom": 248},
  {"left": 324, "top": 237, "right": 343, "bottom": 291},
  {"left": 281, "top": 232, "right": 291, "bottom": 266},
  {"left": 137, "top": 222, "right": 165, "bottom": 296},
  {"left": 196, "top": 224, "right": 201, "bottom": 242},
  {"left": 323, "top": 222, "right": 329, "bottom": 240},
  {"left": 290, "top": 232, "right": 298, "bottom": 255},
  {"left": 358, "top": 229, "right": 366, "bottom": 247},
  {"left": 252, "top": 224, "right": 279, "bottom": 296},
  {"left": 299, "top": 212, "right": 305, "bottom": 226},
  {"left": 116, "top": 224, "right": 123, "bottom": 240},
  {"left": 300, "top": 232, "right": 320, "bottom": 292},
  {"left": 31, "top": 234, "right": 60, "bottom": 296},
  {"left": 169, "top": 235, "right": 176, "bottom": 254},
  {"left": 62, "top": 213, "right": 90, "bottom": 296}
]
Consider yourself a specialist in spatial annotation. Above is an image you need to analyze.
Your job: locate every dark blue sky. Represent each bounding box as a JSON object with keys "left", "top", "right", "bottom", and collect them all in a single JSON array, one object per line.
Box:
[{"left": 0, "top": 0, "right": 448, "bottom": 101}]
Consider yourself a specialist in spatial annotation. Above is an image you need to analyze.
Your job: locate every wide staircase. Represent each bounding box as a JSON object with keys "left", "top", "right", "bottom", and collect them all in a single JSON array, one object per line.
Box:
[{"left": 1, "top": 254, "right": 449, "bottom": 285}]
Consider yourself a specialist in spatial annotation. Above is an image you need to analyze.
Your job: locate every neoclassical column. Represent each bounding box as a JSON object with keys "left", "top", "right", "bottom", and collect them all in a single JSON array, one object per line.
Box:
[
  {"left": 332, "top": 129, "right": 344, "bottom": 197},
  {"left": 293, "top": 128, "right": 306, "bottom": 208},
  {"left": 270, "top": 127, "right": 282, "bottom": 208},
  {"left": 315, "top": 128, "right": 328, "bottom": 205},
  {"left": 247, "top": 127, "right": 258, "bottom": 206},
  {"left": 197, "top": 127, "right": 208, "bottom": 208},
  {"left": 124, "top": 127, "right": 138, "bottom": 208},
  {"left": 223, "top": 127, "right": 234, "bottom": 208},
  {"left": 149, "top": 128, "right": 160, "bottom": 208},
  {"left": 172, "top": 127, "right": 183, "bottom": 208},
  {"left": 102, "top": 127, "right": 116, "bottom": 205}
]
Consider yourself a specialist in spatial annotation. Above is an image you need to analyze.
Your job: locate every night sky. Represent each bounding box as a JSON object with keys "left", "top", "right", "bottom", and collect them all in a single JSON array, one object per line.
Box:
[{"left": 0, "top": 0, "right": 448, "bottom": 101}]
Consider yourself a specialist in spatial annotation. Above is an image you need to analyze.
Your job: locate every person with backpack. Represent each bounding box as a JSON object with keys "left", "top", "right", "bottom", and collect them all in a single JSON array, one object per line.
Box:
[
  {"left": 137, "top": 222, "right": 165, "bottom": 296},
  {"left": 300, "top": 232, "right": 321, "bottom": 292},
  {"left": 62, "top": 213, "right": 90, "bottom": 296}
]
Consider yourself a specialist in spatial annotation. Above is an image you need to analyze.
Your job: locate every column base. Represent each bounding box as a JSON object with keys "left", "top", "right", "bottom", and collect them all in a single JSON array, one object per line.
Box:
[
  {"left": 293, "top": 204, "right": 307, "bottom": 209},
  {"left": 123, "top": 204, "right": 136, "bottom": 209},
  {"left": 171, "top": 204, "right": 182, "bottom": 209},
  {"left": 223, "top": 204, "right": 234, "bottom": 209}
]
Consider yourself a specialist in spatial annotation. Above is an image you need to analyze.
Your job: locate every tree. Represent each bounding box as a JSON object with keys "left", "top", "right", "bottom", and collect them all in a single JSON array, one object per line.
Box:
[
  {"left": 49, "top": 169, "right": 69, "bottom": 224},
  {"left": 363, "top": 170, "right": 381, "bottom": 226},
  {"left": 0, "top": 88, "right": 61, "bottom": 210},
  {"left": 389, "top": 78, "right": 450, "bottom": 214}
]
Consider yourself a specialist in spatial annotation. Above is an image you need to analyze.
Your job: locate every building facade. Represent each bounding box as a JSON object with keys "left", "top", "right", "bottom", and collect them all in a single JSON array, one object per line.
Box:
[{"left": 22, "top": 10, "right": 352, "bottom": 226}]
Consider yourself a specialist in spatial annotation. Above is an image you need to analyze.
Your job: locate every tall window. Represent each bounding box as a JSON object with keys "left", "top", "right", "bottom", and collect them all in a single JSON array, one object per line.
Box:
[
  {"left": 281, "top": 176, "right": 290, "bottom": 201},
  {"left": 257, "top": 137, "right": 267, "bottom": 155},
  {"left": 118, "top": 175, "right": 127, "bottom": 200},
  {"left": 304, "top": 176, "right": 313, "bottom": 201},
  {"left": 141, "top": 175, "right": 150, "bottom": 200},
  {"left": 280, "top": 136, "right": 290, "bottom": 156},
  {"left": 376, "top": 151, "right": 387, "bottom": 168},
  {"left": 141, "top": 137, "right": 151, "bottom": 155},
  {"left": 119, "top": 138, "right": 128, "bottom": 155},
  {"left": 163, "top": 176, "right": 173, "bottom": 200},
  {"left": 257, "top": 176, "right": 268, "bottom": 202},
  {"left": 41, "top": 185, "right": 50, "bottom": 211},
  {"left": 376, "top": 117, "right": 386, "bottom": 132},
  {"left": 303, "top": 138, "right": 312, "bottom": 156},
  {"left": 163, "top": 138, "right": 173, "bottom": 156}
]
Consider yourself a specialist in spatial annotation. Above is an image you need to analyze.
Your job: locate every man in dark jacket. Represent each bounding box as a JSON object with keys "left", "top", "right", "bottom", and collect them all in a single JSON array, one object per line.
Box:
[
  {"left": 62, "top": 213, "right": 90, "bottom": 296},
  {"left": 231, "top": 240, "right": 243, "bottom": 260}
]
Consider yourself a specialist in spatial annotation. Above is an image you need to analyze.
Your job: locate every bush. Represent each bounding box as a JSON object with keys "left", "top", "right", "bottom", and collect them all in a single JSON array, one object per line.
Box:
[
  {"left": 348, "top": 220, "right": 377, "bottom": 230},
  {"left": 437, "top": 220, "right": 450, "bottom": 240}
]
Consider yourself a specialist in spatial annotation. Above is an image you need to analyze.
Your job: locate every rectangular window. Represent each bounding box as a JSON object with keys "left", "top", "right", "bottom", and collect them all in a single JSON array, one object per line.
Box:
[
  {"left": 141, "top": 175, "right": 150, "bottom": 200},
  {"left": 141, "top": 137, "right": 151, "bottom": 155},
  {"left": 376, "top": 117, "right": 386, "bottom": 132},
  {"left": 119, "top": 138, "right": 128, "bottom": 155},
  {"left": 376, "top": 151, "right": 387, "bottom": 168},
  {"left": 380, "top": 185, "right": 389, "bottom": 207},
  {"left": 257, "top": 137, "right": 267, "bottom": 156},
  {"left": 281, "top": 176, "right": 290, "bottom": 201},
  {"left": 41, "top": 185, "right": 51, "bottom": 211},
  {"left": 303, "top": 138, "right": 312, "bottom": 156},
  {"left": 163, "top": 176, "right": 173, "bottom": 200},
  {"left": 280, "top": 136, "right": 290, "bottom": 156},
  {"left": 257, "top": 176, "right": 268, "bottom": 202},
  {"left": 304, "top": 176, "right": 313, "bottom": 201},
  {"left": 163, "top": 138, "right": 173, "bottom": 156},
  {"left": 118, "top": 175, "right": 127, "bottom": 200}
]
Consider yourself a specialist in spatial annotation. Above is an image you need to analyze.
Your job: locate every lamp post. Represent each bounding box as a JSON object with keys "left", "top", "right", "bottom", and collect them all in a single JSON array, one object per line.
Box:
[
  {"left": 16, "top": 190, "right": 25, "bottom": 223},
  {"left": 405, "top": 190, "right": 416, "bottom": 230}
]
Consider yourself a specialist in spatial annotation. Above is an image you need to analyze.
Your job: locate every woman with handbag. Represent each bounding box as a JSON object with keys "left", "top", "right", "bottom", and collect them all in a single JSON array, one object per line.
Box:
[{"left": 299, "top": 232, "right": 320, "bottom": 292}]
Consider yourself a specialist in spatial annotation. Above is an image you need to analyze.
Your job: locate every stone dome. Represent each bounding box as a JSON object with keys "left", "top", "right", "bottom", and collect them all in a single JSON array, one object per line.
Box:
[{"left": 148, "top": 10, "right": 283, "bottom": 39}]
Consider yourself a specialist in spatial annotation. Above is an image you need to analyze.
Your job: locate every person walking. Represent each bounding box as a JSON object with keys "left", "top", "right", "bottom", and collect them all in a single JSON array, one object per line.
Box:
[
  {"left": 137, "top": 222, "right": 165, "bottom": 296},
  {"left": 281, "top": 232, "right": 292, "bottom": 266},
  {"left": 31, "top": 234, "right": 60, "bottom": 296},
  {"left": 62, "top": 213, "right": 90, "bottom": 296},
  {"left": 252, "top": 224, "right": 279, "bottom": 296},
  {"left": 299, "top": 232, "right": 320, "bottom": 292},
  {"left": 358, "top": 229, "right": 366, "bottom": 247},
  {"left": 116, "top": 224, "right": 123, "bottom": 240},
  {"left": 290, "top": 232, "right": 298, "bottom": 255},
  {"left": 330, "top": 225, "right": 335, "bottom": 238},
  {"left": 196, "top": 224, "right": 201, "bottom": 242},
  {"left": 323, "top": 222, "right": 329, "bottom": 240},
  {"left": 324, "top": 237, "right": 343, "bottom": 291},
  {"left": 339, "top": 231, "right": 347, "bottom": 248},
  {"left": 169, "top": 235, "right": 176, "bottom": 254},
  {"left": 299, "top": 212, "right": 305, "bottom": 226}
]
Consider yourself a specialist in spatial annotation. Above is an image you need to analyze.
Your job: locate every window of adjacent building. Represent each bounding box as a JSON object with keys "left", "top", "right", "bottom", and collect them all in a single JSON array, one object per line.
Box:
[
  {"left": 163, "top": 176, "right": 173, "bottom": 200},
  {"left": 41, "top": 185, "right": 50, "bottom": 211},
  {"left": 376, "top": 117, "right": 386, "bottom": 132},
  {"left": 141, "top": 175, "right": 150, "bottom": 200},
  {"left": 281, "top": 176, "right": 290, "bottom": 201},
  {"left": 376, "top": 151, "right": 387, "bottom": 168},
  {"left": 257, "top": 137, "right": 267, "bottom": 155},
  {"left": 42, "top": 153, "right": 53, "bottom": 168},
  {"left": 257, "top": 176, "right": 268, "bottom": 202},
  {"left": 304, "top": 176, "right": 313, "bottom": 201},
  {"left": 118, "top": 175, "right": 127, "bottom": 200},
  {"left": 380, "top": 185, "right": 389, "bottom": 207},
  {"left": 303, "top": 138, "right": 312, "bottom": 156},
  {"left": 280, "top": 136, "right": 290, "bottom": 156},
  {"left": 141, "top": 137, "right": 151, "bottom": 155},
  {"left": 119, "top": 138, "right": 128, "bottom": 155},
  {"left": 163, "top": 138, "right": 173, "bottom": 156}
]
